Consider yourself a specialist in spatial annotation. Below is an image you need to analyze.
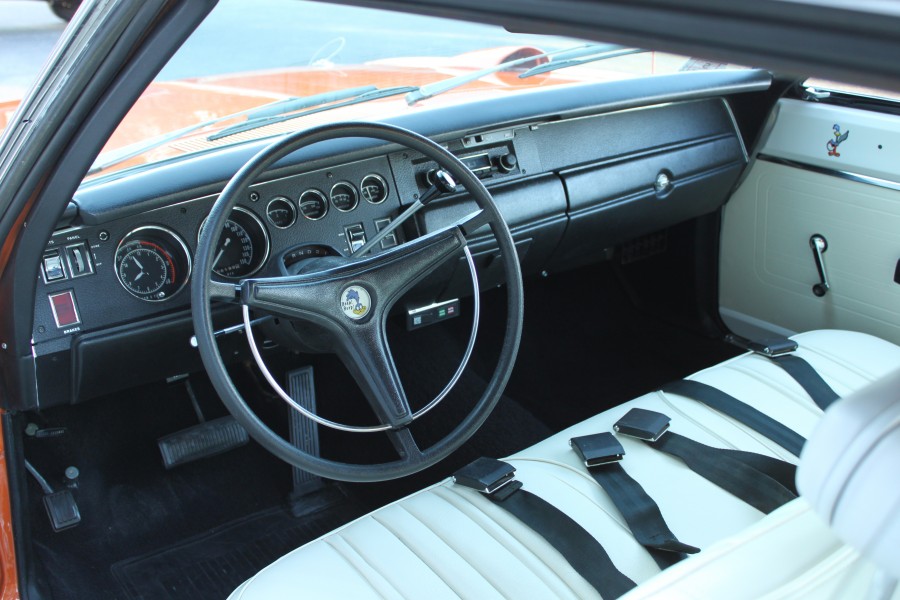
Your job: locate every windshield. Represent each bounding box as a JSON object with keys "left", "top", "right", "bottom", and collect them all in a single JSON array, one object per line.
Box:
[{"left": 72, "top": 0, "right": 722, "bottom": 181}]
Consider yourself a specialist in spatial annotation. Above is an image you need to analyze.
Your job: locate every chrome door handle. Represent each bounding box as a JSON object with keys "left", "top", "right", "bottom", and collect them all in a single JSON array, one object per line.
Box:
[{"left": 810, "top": 234, "right": 830, "bottom": 297}]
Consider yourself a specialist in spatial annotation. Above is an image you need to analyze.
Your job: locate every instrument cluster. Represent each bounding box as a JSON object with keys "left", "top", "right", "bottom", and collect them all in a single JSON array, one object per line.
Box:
[{"left": 110, "top": 171, "right": 392, "bottom": 302}]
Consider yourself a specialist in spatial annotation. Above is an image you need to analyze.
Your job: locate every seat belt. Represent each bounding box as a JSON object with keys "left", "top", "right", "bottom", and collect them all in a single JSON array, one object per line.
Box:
[
  {"left": 614, "top": 408, "right": 798, "bottom": 513},
  {"left": 660, "top": 379, "right": 806, "bottom": 457},
  {"left": 454, "top": 457, "right": 636, "bottom": 599},
  {"left": 569, "top": 432, "right": 699, "bottom": 569},
  {"left": 726, "top": 334, "right": 840, "bottom": 410},
  {"left": 769, "top": 355, "right": 840, "bottom": 409}
]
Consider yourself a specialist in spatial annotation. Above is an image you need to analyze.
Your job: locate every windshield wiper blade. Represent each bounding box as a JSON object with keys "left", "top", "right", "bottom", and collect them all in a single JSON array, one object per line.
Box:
[
  {"left": 88, "top": 86, "right": 378, "bottom": 175},
  {"left": 246, "top": 85, "right": 377, "bottom": 119},
  {"left": 517, "top": 47, "right": 644, "bottom": 79},
  {"left": 208, "top": 85, "right": 418, "bottom": 141},
  {"left": 404, "top": 43, "right": 630, "bottom": 105}
]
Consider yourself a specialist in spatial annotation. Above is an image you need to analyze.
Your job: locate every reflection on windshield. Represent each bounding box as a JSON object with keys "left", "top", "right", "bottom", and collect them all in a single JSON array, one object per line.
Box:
[{"left": 81, "top": 0, "right": 701, "bottom": 182}]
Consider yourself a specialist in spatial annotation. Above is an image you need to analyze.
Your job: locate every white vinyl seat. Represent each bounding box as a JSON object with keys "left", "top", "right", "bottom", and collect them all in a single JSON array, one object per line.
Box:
[{"left": 229, "top": 330, "right": 900, "bottom": 599}]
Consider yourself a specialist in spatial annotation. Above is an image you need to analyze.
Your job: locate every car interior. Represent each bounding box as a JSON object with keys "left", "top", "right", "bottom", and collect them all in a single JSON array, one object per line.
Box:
[{"left": 3, "top": 1, "right": 900, "bottom": 599}]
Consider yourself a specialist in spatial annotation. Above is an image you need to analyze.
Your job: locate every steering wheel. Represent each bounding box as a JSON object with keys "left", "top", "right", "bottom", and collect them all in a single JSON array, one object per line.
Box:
[{"left": 191, "top": 122, "right": 523, "bottom": 482}]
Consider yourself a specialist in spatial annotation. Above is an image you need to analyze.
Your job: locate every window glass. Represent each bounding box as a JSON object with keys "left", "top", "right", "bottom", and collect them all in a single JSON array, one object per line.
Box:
[{"left": 72, "top": 0, "right": 747, "bottom": 181}]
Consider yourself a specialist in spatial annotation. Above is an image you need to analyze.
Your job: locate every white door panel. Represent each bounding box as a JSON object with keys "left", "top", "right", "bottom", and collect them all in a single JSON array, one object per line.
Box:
[
  {"left": 720, "top": 99, "right": 900, "bottom": 345},
  {"left": 763, "top": 99, "right": 900, "bottom": 185}
]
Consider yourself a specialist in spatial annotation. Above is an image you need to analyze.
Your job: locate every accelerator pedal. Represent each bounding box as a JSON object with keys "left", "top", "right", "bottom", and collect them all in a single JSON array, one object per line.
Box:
[
  {"left": 158, "top": 416, "right": 249, "bottom": 469},
  {"left": 286, "top": 366, "right": 324, "bottom": 504}
]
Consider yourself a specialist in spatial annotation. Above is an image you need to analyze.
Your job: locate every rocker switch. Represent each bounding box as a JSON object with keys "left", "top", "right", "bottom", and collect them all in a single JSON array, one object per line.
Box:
[
  {"left": 42, "top": 252, "right": 66, "bottom": 282},
  {"left": 345, "top": 223, "right": 367, "bottom": 253}
]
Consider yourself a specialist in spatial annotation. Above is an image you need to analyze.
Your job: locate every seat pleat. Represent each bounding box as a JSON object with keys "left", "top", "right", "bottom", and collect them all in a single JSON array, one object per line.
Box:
[
  {"left": 333, "top": 514, "right": 459, "bottom": 600},
  {"left": 431, "top": 486, "right": 596, "bottom": 599},
  {"left": 371, "top": 503, "right": 509, "bottom": 600}
]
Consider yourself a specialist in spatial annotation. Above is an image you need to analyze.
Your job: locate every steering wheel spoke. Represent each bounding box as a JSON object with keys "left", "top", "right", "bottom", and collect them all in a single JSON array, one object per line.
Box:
[
  {"left": 331, "top": 318, "right": 414, "bottom": 429},
  {"left": 240, "top": 274, "right": 339, "bottom": 322},
  {"left": 457, "top": 208, "right": 492, "bottom": 239},
  {"left": 387, "top": 428, "right": 424, "bottom": 461},
  {"left": 241, "top": 224, "right": 466, "bottom": 322},
  {"left": 208, "top": 279, "right": 240, "bottom": 302},
  {"left": 358, "top": 224, "right": 468, "bottom": 302}
]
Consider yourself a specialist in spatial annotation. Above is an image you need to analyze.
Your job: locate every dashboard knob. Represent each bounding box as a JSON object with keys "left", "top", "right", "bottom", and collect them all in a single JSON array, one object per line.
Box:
[{"left": 498, "top": 153, "right": 518, "bottom": 173}]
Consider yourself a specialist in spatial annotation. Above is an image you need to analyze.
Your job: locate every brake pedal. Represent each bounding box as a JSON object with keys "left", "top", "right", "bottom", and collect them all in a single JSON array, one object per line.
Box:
[
  {"left": 286, "top": 366, "right": 323, "bottom": 499},
  {"left": 158, "top": 416, "right": 249, "bottom": 469}
]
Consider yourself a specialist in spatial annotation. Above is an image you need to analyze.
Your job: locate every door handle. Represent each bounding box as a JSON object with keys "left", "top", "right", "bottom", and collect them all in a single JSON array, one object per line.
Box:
[{"left": 810, "top": 234, "right": 830, "bottom": 297}]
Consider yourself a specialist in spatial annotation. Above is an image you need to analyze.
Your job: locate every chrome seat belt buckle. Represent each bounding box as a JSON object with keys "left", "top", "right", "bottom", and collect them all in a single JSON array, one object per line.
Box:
[
  {"left": 726, "top": 334, "right": 798, "bottom": 357},
  {"left": 570, "top": 433, "right": 624, "bottom": 467},
  {"left": 614, "top": 408, "right": 670, "bottom": 442},
  {"left": 453, "top": 457, "right": 521, "bottom": 498}
]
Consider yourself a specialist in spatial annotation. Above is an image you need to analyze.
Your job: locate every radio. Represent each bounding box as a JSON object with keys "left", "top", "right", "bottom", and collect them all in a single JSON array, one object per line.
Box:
[{"left": 416, "top": 142, "right": 520, "bottom": 189}]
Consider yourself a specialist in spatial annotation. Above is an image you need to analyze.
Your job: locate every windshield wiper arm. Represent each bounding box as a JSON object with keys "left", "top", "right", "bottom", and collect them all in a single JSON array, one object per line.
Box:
[
  {"left": 208, "top": 86, "right": 418, "bottom": 141},
  {"left": 404, "top": 43, "right": 631, "bottom": 105},
  {"left": 88, "top": 86, "right": 378, "bottom": 175},
  {"left": 517, "top": 47, "right": 644, "bottom": 78}
]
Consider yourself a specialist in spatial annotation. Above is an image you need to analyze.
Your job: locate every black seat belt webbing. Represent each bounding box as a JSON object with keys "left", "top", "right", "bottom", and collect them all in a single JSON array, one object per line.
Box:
[
  {"left": 650, "top": 432, "right": 797, "bottom": 513},
  {"left": 570, "top": 433, "right": 698, "bottom": 570},
  {"left": 614, "top": 408, "right": 798, "bottom": 514},
  {"left": 725, "top": 333, "right": 840, "bottom": 410},
  {"left": 454, "top": 457, "right": 637, "bottom": 599},
  {"left": 661, "top": 379, "right": 806, "bottom": 457},
  {"left": 497, "top": 488, "right": 637, "bottom": 598},
  {"left": 769, "top": 354, "right": 840, "bottom": 410}
]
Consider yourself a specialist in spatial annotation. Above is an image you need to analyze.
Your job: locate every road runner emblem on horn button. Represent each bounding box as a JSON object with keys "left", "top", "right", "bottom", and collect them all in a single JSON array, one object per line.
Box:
[{"left": 341, "top": 285, "right": 371, "bottom": 320}]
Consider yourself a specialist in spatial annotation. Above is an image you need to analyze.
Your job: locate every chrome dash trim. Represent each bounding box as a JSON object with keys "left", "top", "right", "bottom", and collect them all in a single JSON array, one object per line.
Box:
[{"left": 758, "top": 154, "right": 900, "bottom": 193}]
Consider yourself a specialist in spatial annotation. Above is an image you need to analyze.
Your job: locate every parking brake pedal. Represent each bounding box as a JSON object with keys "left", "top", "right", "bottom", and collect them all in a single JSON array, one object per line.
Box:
[
  {"left": 286, "top": 367, "right": 324, "bottom": 500},
  {"left": 158, "top": 416, "right": 249, "bottom": 469},
  {"left": 25, "top": 460, "right": 80, "bottom": 532}
]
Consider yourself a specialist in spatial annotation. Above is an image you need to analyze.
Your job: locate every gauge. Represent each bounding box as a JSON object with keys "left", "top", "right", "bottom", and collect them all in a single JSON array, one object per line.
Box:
[
  {"left": 200, "top": 207, "right": 270, "bottom": 279},
  {"left": 266, "top": 197, "right": 296, "bottom": 229},
  {"left": 330, "top": 182, "right": 358, "bottom": 212},
  {"left": 298, "top": 189, "right": 328, "bottom": 220},
  {"left": 115, "top": 226, "right": 191, "bottom": 302},
  {"left": 360, "top": 174, "right": 389, "bottom": 204}
]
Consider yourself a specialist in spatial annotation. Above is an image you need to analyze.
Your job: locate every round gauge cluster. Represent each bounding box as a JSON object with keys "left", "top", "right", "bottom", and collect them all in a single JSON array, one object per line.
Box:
[
  {"left": 329, "top": 182, "right": 358, "bottom": 212},
  {"left": 200, "top": 207, "right": 270, "bottom": 279},
  {"left": 266, "top": 197, "right": 296, "bottom": 229},
  {"left": 288, "top": 174, "right": 389, "bottom": 223},
  {"left": 360, "top": 174, "right": 388, "bottom": 204},
  {"left": 298, "top": 189, "right": 328, "bottom": 220},
  {"left": 115, "top": 226, "right": 191, "bottom": 302}
]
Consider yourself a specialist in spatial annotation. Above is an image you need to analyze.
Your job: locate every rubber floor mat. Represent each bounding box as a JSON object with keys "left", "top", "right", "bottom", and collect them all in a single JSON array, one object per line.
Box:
[{"left": 111, "top": 498, "right": 362, "bottom": 600}]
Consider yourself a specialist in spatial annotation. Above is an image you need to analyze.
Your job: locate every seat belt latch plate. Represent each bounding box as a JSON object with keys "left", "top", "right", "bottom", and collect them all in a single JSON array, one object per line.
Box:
[
  {"left": 570, "top": 433, "right": 624, "bottom": 467},
  {"left": 614, "top": 408, "right": 670, "bottom": 442},
  {"left": 454, "top": 457, "right": 520, "bottom": 496},
  {"left": 726, "top": 334, "right": 798, "bottom": 357}
]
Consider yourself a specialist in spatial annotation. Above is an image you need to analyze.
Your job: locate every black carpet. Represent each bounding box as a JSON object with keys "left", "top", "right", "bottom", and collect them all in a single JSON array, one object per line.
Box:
[
  {"left": 475, "top": 263, "right": 741, "bottom": 430},
  {"left": 111, "top": 499, "right": 362, "bottom": 600}
]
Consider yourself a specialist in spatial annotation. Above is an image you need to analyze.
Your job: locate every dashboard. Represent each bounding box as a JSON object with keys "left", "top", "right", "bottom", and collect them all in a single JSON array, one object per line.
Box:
[{"left": 28, "top": 70, "right": 769, "bottom": 409}]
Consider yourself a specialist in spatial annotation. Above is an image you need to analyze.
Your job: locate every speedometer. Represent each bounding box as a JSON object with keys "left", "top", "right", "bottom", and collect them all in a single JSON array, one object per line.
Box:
[{"left": 200, "top": 206, "right": 270, "bottom": 279}]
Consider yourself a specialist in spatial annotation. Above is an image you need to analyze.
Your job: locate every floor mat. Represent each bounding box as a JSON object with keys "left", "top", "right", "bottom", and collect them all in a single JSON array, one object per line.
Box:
[{"left": 111, "top": 497, "right": 362, "bottom": 600}]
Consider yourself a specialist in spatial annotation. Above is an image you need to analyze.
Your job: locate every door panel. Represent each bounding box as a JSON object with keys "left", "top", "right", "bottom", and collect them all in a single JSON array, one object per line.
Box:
[{"left": 720, "top": 99, "right": 900, "bottom": 345}]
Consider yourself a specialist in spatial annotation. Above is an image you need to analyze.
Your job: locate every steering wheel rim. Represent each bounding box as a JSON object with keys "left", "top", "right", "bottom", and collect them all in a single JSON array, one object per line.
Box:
[{"left": 191, "top": 121, "right": 523, "bottom": 482}]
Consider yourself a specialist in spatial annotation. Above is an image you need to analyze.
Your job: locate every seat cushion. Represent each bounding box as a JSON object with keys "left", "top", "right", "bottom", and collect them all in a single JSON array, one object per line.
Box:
[{"left": 229, "top": 330, "right": 900, "bottom": 599}]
